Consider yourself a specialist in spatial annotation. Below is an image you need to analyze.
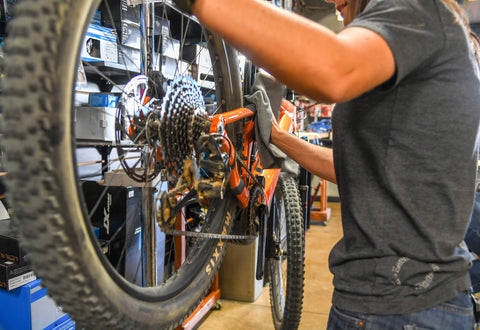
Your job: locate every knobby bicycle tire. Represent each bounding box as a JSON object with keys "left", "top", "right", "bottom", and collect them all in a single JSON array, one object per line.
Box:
[
  {"left": 1, "top": 0, "right": 242, "bottom": 328},
  {"left": 269, "top": 175, "right": 305, "bottom": 329}
]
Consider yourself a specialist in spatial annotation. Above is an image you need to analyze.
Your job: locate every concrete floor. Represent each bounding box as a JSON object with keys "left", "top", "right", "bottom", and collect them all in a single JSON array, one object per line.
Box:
[{"left": 197, "top": 202, "right": 343, "bottom": 330}]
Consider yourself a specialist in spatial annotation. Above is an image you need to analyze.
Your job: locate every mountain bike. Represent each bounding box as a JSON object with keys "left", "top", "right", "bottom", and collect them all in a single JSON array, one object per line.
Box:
[{"left": 1, "top": 0, "right": 305, "bottom": 329}]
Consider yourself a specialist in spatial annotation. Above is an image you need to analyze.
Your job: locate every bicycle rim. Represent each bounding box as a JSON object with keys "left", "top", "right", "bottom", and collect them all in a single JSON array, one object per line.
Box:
[
  {"left": 269, "top": 176, "right": 305, "bottom": 329},
  {"left": 2, "top": 0, "right": 241, "bottom": 328}
]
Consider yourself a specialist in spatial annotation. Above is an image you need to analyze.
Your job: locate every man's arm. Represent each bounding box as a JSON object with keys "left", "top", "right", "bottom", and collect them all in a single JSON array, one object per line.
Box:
[
  {"left": 193, "top": 0, "right": 395, "bottom": 103},
  {"left": 270, "top": 118, "right": 336, "bottom": 183}
]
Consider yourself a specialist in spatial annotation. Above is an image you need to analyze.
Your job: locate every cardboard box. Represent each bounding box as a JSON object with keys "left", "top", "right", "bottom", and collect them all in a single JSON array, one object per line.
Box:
[
  {"left": 0, "top": 259, "right": 35, "bottom": 291},
  {"left": 158, "top": 56, "right": 178, "bottom": 79},
  {"left": 118, "top": 45, "right": 141, "bottom": 71},
  {"left": 80, "top": 24, "right": 118, "bottom": 63},
  {"left": 160, "top": 35, "right": 180, "bottom": 59},
  {"left": 80, "top": 181, "right": 166, "bottom": 285},
  {"left": 197, "top": 44, "right": 212, "bottom": 68},
  {"left": 100, "top": 0, "right": 141, "bottom": 25},
  {"left": 0, "top": 219, "right": 26, "bottom": 263},
  {"left": 0, "top": 279, "right": 74, "bottom": 329},
  {"left": 119, "top": 20, "right": 141, "bottom": 49},
  {"left": 100, "top": 2, "right": 170, "bottom": 49},
  {"left": 219, "top": 238, "right": 263, "bottom": 302},
  {"left": 155, "top": 17, "right": 170, "bottom": 36},
  {"left": 74, "top": 107, "right": 116, "bottom": 141},
  {"left": 81, "top": 182, "right": 137, "bottom": 239}
]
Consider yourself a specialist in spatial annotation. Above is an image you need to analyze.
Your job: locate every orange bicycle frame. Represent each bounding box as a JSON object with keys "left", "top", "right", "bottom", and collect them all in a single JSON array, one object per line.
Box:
[{"left": 209, "top": 99, "right": 296, "bottom": 209}]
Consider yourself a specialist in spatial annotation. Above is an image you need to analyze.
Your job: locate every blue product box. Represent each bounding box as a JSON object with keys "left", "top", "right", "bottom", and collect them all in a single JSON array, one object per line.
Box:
[
  {"left": 92, "top": 10, "right": 102, "bottom": 26},
  {"left": 308, "top": 119, "right": 332, "bottom": 133},
  {"left": 48, "top": 317, "right": 75, "bottom": 330},
  {"left": 88, "top": 93, "right": 119, "bottom": 108},
  {"left": 0, "top": 279, "right": 75, "bottom": 330},
  {"left": 80, "top": 24, "right": 118, "bottom": 63}
]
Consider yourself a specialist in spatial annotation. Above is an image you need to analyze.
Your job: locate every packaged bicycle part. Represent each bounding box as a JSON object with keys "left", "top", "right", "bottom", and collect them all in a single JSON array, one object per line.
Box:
[
  {"left": 0, "top": 279, "right": 73, "bottom": 329},
  {"left": 118, "top": 45, "right": 141, "bottom": 70},
  {"left": 160, "top": 36, "right": 180, "bottom": 59},
  {"left": 80, "top": 24, "right": 118, "bottom": 63},
  {"left": 0, "top": 219, "right": 26, "bottom": 263},
  {"left": 100, "top": 0, "right": 141, "bottom": 25},
  {"left": 92, "top": 10, "right": 102, "bottom": 25},
  {"left": 81, "top": 182, "right": 140, "bottom": 239},
  {"left": 119, "top": 20, "right": 141, "bottom": 49},
  {"left": 0, "top": 260, "right": 35, "bottom": 291},
  {"left": 88, "top": 93, "right": 119, "bottom": 108},
  {"left": 74, "top": 107, "right": 116, "bottom": 141}
]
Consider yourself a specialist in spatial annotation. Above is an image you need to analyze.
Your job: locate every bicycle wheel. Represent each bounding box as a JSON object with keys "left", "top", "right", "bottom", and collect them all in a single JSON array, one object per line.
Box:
[
  {"left": 2, "top": 0, "right": 241, "bottom": 328},
  {"left": 269, "top": 175, "right": 305, "bottom": 329}
]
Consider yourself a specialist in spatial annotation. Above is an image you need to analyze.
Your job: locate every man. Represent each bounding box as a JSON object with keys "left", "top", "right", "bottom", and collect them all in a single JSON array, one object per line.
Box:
[{"left": 178, "top": 0, "right": 480, "bottom": 328}]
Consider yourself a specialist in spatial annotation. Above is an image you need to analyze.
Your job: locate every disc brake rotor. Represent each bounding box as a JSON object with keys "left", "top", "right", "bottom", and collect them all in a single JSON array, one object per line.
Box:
[{"left": 115, "top": 74, "right": 162, "bottom": 182}]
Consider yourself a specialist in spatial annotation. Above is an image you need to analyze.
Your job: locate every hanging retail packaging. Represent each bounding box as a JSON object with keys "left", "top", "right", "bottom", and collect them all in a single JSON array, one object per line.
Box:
[{"left": 80, "top": 24, "right": 118, "bottom": 63}]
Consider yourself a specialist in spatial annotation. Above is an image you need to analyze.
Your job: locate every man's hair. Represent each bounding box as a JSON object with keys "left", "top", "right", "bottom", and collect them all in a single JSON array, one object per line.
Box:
[
  {"left": 358, "top": 0, "right": 467, "bottom": 26},
  {"left": 352, "top": 0, "right": 371, "bottom": 17},
  {"left": 441, "top": 0, "right": 480, "bottom": 69},
  {"left": 357, "top": 0, "right": 480, "bottom": 68}
]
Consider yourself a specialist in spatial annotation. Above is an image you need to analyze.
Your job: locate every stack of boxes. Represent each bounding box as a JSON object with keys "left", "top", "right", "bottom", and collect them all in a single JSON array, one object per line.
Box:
[
  {"left": 0, "top": 212, "right": 75, "bottom": 329},
  {"left": 80, "top": 11, "right": 119, "bottom": 63},
  {"left": 100, "top": 0, "right": 142, "bottom": 71},
  {"left": 0, "top": 218, "right": 34, "bottom": 292}
]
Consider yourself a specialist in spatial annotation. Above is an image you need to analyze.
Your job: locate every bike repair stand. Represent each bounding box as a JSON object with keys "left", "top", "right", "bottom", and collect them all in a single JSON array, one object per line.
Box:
[
  {"left": 298, "top": 133, "right": 332, "bottom": 228},
  {"left": 175, "top": 212, "right": 221, "bottom": 330},
  {"left": 177, "top": 276, "right": 221, "bottom": 330},
  {"left": 310, "top": 179, "right": 331, "bottom": 224}
]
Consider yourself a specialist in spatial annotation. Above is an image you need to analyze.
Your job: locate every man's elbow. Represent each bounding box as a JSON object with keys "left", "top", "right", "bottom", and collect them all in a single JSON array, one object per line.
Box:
[{"left": 308, "top": 77, "right": 352, "bottom": 104}]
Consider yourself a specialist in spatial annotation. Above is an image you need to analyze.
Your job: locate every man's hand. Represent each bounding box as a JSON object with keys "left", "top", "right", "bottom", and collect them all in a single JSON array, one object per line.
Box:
[
  {"left": 270, "top": 114, "right": 282, "bottom": 144},
  {"left": 173, "top": 0, "right": 195, "bottom": 13}
]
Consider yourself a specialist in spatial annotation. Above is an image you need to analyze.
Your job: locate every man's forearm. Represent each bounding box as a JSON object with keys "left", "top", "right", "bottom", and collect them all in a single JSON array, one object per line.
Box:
[{"left": 271, "top": 129, "right": 337, "bottom": 183}]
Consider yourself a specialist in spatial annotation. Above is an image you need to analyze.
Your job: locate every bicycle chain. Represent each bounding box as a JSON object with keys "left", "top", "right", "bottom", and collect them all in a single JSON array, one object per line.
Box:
[{"left": 165, "top": 229, "right": 255, "bottom": 240}]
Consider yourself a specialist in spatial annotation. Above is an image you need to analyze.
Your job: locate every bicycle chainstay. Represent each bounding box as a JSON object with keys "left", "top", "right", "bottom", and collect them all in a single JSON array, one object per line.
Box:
[{"left": 165, "top": 229, "right": 255, "bottom": 240}]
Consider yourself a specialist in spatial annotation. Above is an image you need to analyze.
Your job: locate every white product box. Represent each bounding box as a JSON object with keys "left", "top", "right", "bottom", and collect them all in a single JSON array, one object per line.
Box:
[
  {"left": 80, "top": 24, "right": 119, "bottom": 63},
  {"left": 196, "top": 44, "right": 212, "bottom": 68},
  {"left": 197, "top": 64, "right": 215, "bottom": 90},
  {"left": 160, "top": 36, "right": 180, "bottom": 60},
  {"left": 74, "top": 107, "right": 116, "bottom": 141},
  {"left": 155, "top": 55, "right": 177, "bottom": 79},
  {"left": 120, "top": 20, "right": 141, "bottom": 49},
  {"left": 118, "top": 45, "right": 141, "bottom": 71}
]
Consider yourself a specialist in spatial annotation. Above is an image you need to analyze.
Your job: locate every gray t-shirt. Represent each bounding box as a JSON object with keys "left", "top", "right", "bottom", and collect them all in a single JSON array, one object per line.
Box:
[{"left": 330, "top": 0, "right": 480, "bottom": 314}]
